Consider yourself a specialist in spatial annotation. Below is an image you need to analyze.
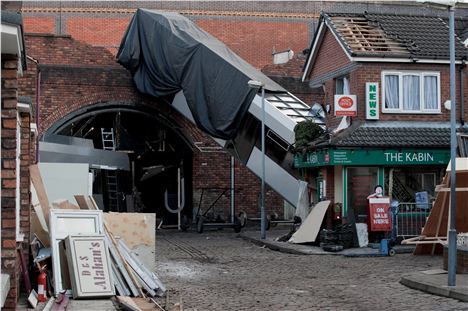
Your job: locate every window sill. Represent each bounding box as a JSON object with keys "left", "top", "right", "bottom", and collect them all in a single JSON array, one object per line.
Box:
[{"left": 382, "top": 110, "right": 441, "bottom": 115}]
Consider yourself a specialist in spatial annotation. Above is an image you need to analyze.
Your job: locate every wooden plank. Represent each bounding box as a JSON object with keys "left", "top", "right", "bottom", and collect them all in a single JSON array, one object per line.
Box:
[
  {"left": 117, "top": 296, "right": 143, "bottom": 311},
  {"left": 74, "top": 195, "right": 94, "bottom": 210},
  {"left": 52, "top": 199, "right": 80, "bottom": 210},
  {"left": 432, "top": 191, "right": 448, "bottom": 254},
  {"left": 31, "top": 207, "right": 50, "bottom": 247},
  {"left": 30, "top": 165, "right": 51, "bottom": 226},
  {"left": 289, "top": 200, "right": 331, "bottom": 243},
  {"left": 435, "top": 187, "right": 468, "bottom": 192}
]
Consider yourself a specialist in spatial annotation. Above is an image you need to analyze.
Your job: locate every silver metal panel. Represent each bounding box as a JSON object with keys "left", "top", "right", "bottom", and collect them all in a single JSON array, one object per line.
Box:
[
  {"left": 248, "top": 95, "right": 297, "bottom": 144},
  {"left": 42, "top": 134, "right": 94, "bottom": 147},
  {"left": 39, "top": 141, "right": 130, "bottom": 171},
  {"left": 246, "top": 147, "right": 300, "bottom": 207}
]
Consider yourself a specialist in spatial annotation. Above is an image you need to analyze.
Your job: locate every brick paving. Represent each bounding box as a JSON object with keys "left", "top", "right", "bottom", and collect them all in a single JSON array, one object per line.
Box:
[{"left": 154, "top": 229, "right": 468, "bottom": 311}]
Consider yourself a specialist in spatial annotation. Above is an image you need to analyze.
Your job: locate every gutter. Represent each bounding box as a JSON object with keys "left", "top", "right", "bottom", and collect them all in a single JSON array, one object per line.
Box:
[
  {"left": 461, "top": 60, "right": 466, "bottom": 126},
  {"left": 26, "top": 55, "right": 40, "bottom": 163}
]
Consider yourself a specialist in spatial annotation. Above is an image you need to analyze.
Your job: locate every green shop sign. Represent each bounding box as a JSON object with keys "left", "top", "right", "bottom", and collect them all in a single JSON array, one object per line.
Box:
[{"left": 294, "top": 149, "right": 450, "bottom": 168}]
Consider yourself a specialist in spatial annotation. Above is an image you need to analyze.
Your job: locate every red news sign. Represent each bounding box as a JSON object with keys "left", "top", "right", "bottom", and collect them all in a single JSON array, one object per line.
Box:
[{"left": 368, "top": 197, "right": 392, "bottom": 231}]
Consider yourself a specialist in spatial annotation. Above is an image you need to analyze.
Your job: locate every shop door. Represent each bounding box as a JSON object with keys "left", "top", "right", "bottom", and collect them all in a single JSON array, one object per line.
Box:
[{"left": 347, "top": 167, "right": 378, "bottom": 223}]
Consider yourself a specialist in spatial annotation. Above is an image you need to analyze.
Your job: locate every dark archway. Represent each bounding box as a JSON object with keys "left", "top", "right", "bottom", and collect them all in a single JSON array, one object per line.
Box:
[{"left": 44, "top": 102, "right": 194, "bottom": 225}]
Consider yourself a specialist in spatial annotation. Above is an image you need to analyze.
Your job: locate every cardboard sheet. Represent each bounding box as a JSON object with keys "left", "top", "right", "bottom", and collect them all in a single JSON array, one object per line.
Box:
[
  {"left": 104, "top": 212, "right": 156, "bottom": 249},
  {"left": 289, "top": 200, "right": 331, "bottom": 244}
]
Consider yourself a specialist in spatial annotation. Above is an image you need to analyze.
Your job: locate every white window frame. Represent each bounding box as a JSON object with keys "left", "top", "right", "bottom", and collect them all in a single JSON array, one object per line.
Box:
[{"left": 381, "top": 71, "right": 441, "bottom": 114}]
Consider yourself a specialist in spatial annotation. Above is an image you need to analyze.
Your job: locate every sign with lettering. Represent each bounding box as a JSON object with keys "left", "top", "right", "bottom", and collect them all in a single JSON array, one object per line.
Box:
[
  {"left": 368, "top": 197, "right": 391, "bottom": 231},
  {"left": 66, "top": 234, "right": 114, "bottom": 298},
  {"left": 334, "top": 95, "right": 357, "bottom": 116},
  {"left": 366, "top": 82, "right": 379, "bottom": 120},
  {"left": 294, "top": 149, "right": 450, "bottom": 168}
]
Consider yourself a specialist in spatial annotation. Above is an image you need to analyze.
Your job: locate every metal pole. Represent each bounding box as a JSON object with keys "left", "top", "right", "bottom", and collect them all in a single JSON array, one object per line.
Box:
[
  {"left": 448, "top": 5, "right": 457, "bottom": 287},
  {"left": 230, "top": 156, "right": 235, "bottom": 224},
  {"left": 177, "top": 167, "right": 181, "bottom": 231},
  {"left": 261, "top": 87, "right": 266, "bottom": 239}
]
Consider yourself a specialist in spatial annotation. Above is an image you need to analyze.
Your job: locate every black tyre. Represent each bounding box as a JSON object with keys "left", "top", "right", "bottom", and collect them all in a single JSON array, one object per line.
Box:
[
  {"left": 238, "top": 211, "right": 247, "bottom": 228},
  {"left": 181, "top": 215, "right": 190, "bottom": 231},
  {"left": 196, "top": 217, "right": 204, "bottom": 234},
  {"left": 233, "top": 216, "right": 242, "bottom": 233}
]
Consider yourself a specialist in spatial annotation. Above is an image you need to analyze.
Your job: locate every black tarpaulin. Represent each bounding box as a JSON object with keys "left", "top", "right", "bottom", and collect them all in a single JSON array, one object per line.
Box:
[{"left": 117, "top": 9, "right": 286, "bottom": 139}]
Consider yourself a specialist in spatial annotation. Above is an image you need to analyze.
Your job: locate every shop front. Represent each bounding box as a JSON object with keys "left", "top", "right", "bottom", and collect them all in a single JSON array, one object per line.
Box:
[{"left": 294, "top": 148, "right": 450, "bottom": 226}]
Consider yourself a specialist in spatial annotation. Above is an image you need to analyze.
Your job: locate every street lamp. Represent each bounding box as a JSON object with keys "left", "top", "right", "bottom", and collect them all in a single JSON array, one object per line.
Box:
[
  {"left": 248, "top": 79, "right": 267, "bottom": 239},
  {"left": 420, "top": 0, "right": 468, "bottom": 287}
]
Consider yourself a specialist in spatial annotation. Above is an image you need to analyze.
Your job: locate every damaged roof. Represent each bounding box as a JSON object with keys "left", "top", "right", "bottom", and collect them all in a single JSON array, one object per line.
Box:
[
  {"left": 329, "top": 12, "right": 468, "bottom": 59},
  {"left": 303, "top": 12, "right": 468, "bottom": 80}
]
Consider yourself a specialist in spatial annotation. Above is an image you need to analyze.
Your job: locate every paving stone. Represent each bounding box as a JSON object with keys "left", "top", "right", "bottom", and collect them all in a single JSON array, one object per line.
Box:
[{"left": 153, "top": 229, "right": 468, "bottom": 310}]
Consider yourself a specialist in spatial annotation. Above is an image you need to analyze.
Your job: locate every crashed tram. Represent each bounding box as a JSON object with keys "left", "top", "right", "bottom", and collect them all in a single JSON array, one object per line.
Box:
[{"left": 117, "top": 9, "right": 324, "bottom": 210}]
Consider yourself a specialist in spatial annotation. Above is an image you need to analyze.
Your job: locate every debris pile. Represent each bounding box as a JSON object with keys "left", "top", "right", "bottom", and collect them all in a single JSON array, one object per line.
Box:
[{"left": 28, "top": 164, "right": 168, "bottom": 310}]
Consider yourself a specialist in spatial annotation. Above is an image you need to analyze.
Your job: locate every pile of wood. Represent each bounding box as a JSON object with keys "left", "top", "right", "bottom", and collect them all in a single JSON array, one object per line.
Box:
[
  {"left": 402, "top": 158, "right": 468, "bottom": 255},
  {"left": 28, "top": 164, "right": 169, "bottom": 310}
]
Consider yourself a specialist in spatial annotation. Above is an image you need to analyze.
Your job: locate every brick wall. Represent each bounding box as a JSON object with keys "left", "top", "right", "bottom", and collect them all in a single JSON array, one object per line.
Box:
[
  {"left": 19, "top": 34, "right": 283, "bottom": 220},
  {"left": 1, "top": 54, "right": 20, "bottom": 311},
  {"left": 22, "top": 5, "right": 314, "bottom": 69},
  {"left": 309, "top": 28, "right": 352, "bottom": 81}
]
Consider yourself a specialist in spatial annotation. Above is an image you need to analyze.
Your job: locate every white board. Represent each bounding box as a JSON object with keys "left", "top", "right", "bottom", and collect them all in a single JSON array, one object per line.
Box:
[
  {"left": 65, "top": 234, "right": 114, "bottom": 298},
  {"left": 289, "top": 200, "right": 331, "bottom": 244},
  {"left": 49, "top": 210, "right": 103, "bottom": 295},
  {"left": 38, "top": 163, "right": 89, "bottom": 205}
]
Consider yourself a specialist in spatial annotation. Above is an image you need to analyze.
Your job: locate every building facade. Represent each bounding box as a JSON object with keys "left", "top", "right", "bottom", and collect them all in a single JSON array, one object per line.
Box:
[{"left": 298, "top": 12, "right": 468, "bottom": 235}]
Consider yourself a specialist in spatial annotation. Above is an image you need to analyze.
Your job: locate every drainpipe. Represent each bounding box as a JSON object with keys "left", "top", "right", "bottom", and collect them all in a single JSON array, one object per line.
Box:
[
  {"left": 26, "top": 55, "right": 40, "bottom": 163},
  {"left": 460, "top": 60, "right": 465, "bottom": 126}
]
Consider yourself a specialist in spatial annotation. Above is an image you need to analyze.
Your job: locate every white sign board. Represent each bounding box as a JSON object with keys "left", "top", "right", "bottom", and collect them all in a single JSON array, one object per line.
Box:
[
  {"left": 334, "top": 95, "right": 357, "bottom": 117},
  {"left": 49, "top": 210, "right": 104, "bottom": 295},
  {"left": 366, "top": 82, "right": 379, "bottom": 120},
  {"left": 65, "top": 235, "right": 114, "bottom": 298}
]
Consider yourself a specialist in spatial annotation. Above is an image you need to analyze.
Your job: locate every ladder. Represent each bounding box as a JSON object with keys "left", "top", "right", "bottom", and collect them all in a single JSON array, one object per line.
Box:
[
  {"left": 105, "top": 169, "right": 119, "bottom": 211},
  {"left": 101, "top": 128, "right": 116, "bottom": 151}
]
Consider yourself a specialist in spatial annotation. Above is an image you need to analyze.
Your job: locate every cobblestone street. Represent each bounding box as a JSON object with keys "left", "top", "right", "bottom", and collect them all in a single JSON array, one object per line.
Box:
[{"left": 154, "top": 229, "right": 468, "bottom": 311}]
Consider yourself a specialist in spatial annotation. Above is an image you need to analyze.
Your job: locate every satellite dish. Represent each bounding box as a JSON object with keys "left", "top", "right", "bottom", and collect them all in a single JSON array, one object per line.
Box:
[{"left": 309, "top": 103, "right": 326, "bottom": 124}]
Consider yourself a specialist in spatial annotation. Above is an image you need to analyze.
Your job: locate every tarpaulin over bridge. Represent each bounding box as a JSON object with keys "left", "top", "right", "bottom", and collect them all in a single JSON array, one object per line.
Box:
[{"left": 117, "top": 9, "right": 285, "bottom": 140}]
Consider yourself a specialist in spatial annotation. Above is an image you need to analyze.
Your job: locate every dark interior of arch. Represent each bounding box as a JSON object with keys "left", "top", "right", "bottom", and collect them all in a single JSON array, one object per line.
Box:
[{"left": 52, "top": 109, "right": 193, "bottom": 225}]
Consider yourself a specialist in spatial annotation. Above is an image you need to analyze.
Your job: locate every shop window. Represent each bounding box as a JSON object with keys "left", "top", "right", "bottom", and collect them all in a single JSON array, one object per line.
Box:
[
  {"left": 382, "top": 71, "right": 440, "bottom": 114},
  {"left": 386, "top": 168, "right": 439, "bottom": 203}
]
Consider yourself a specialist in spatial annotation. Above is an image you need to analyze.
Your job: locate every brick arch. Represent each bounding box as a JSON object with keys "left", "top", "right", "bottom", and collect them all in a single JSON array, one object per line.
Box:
[{"left": 42, "top": 98, "right": 205, "bottom": 151}]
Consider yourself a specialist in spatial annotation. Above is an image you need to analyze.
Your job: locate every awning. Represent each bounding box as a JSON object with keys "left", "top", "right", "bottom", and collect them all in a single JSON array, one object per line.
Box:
[{"left": 294, "top": 148, "right": 451, "bottom": 168}]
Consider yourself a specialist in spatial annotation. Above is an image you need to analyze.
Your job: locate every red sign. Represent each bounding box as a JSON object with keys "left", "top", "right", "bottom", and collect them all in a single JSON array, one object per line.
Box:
[
  {"left": 334, "top": 95, "right": 357, "bottom": 117},
  {"left": 368, "top": 197, "right": 391, "bottom": 231},
  {"left": 338, "top": 96, "right": 353, "bottom": 109}
]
